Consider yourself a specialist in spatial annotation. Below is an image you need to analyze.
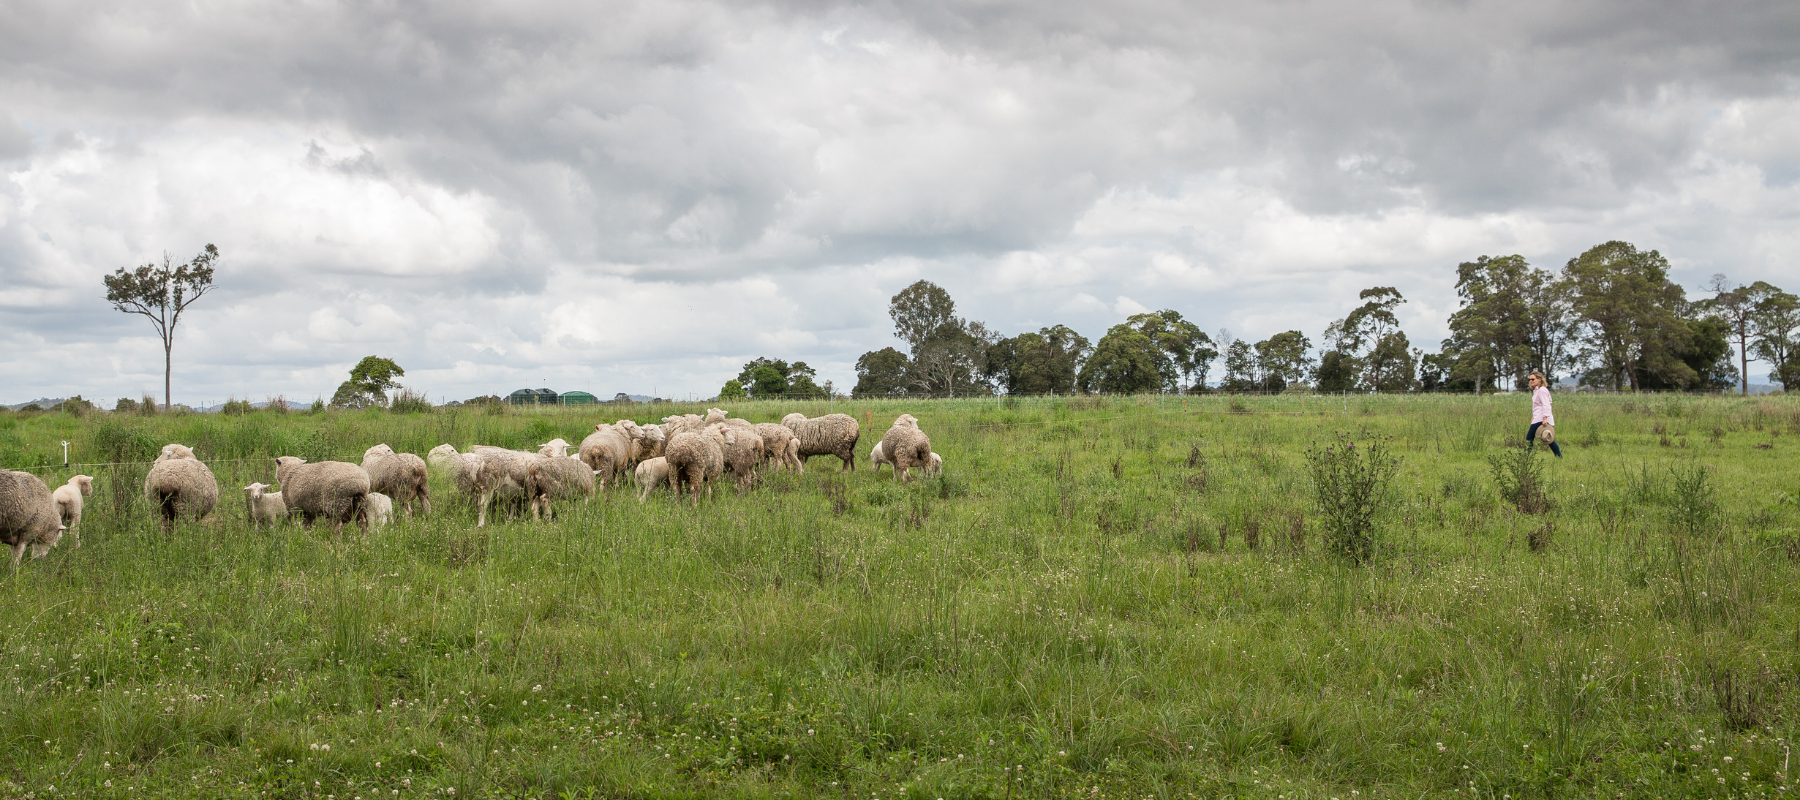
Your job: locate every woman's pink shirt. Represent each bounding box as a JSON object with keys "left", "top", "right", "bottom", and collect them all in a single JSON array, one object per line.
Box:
[{"left": 1531, "top": 386, "right": 1554, "bottom": 425}]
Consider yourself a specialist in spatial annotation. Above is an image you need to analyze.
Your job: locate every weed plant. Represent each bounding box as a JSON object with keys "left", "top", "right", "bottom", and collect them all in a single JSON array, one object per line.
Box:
[{"left": 0, "top": 393, "right": 1796, "bottom": 797}]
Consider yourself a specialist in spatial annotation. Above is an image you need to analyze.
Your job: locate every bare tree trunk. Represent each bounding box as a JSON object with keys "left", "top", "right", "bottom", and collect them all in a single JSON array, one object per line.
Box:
[{"left": 164, "top": 339, "right": 173, "bottom": 411}]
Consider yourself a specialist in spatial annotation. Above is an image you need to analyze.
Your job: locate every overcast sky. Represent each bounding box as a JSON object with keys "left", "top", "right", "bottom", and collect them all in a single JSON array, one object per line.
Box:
[{"left": 3, "top": 0, "right": 1799, "bottom": 405}]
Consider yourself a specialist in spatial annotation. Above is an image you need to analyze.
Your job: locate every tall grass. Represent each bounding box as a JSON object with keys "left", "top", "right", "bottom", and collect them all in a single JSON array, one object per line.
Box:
[{"left": 0, "top": 393, "right": 1797, "bottom": 797}]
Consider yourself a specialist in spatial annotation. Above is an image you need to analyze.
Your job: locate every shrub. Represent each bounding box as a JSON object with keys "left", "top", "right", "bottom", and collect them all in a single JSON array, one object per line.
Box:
[
  {"left": 389, "top": 388, "right": 433, "bottom": 414},
  {"left": 1304, "top": 430, "right": 1399, "bottom": 564},
  {"left": 114, "top": 397, "right": 140, "bottom": 413},
  {"left": 221, "top": 398, "right": 254, "bottom": 416},
  {"left": 1667, "top": 461, "right": 1719, "bottom": 539},
  {"left": 1488, "top": 444, "right": 1548, "bottom": 513}
]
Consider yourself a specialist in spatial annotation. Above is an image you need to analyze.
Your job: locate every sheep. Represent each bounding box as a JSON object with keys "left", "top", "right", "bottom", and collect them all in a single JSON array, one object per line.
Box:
[
  {"left": 365, "top": 492, "right": 394, "bottom": 528},
  {"left": 634, "top": 424, "right": 667, "bottom": 461},
  {"left": 243, "top": 483, "right": 286, "bottom": 530},
  {"left": 144, "top": 446, "right": 220, "bottom": 529},
  {"left": 156, "top": 443, "right": 197, "bottom": 461},
  {"left": 0, "top": 470, "right": 65, "bottom": 567},
  {"left": 428, "top": 444, "right": 487, "bottom": 502},
  {"left": 528, "top": 440, "right": 596, "bottom": 520},
  {"left": 634, "top": 457, "right": 671, "bottom": 502},
  {"left": 781, "top": 413, "right": 861, "bottom": 472},
  {"left": 273, "top": 457, "right": 371, "bottom": 533},
  {"left": 870, "top": 440, "right": 891, "bottom": 473},
  {"left": 470, "top": 446, "right": 538, "bottom": 527},
  {"left": 578, "top": 424, "right": 639, "bottom": 490},
  {"left": 754, "top": 423, "right": 803, "bottom": 472},
  {"left": 711, "top": 423, "right": 763, "bottom": 489},
  {"left": 662, "top": 413, "right": 706, "bottom": 439},
  {"left": 925, "top": 451, "right": 943, "bottom": 475},
  {"left": 362, "top": 444, "right": 431, "bottom": 518},
  {"left": 879, "top": 413, "right": 933, "bottom": 482},
  {"left": 52, "top": 474, "right": 93, "bottom": 546},
  {"left": 664, "top": 428, "right": 724, "bottom": 504}
]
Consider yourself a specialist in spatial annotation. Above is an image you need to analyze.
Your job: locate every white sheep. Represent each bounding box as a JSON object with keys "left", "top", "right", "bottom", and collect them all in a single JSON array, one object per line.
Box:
[
  {"left": 634, "top": 457, "right": 670, "bottom": 502},
  {"left": 1, "top": 470, "right": 65, "bottom": 567},
  {"left": 879, "top": 413, "right": 933, "bottom": 482},
  {"left": 365, "top": 492, "right": 394, "bottom": 528},
  {"left": 781, "top": 413, "right": 861, "bottom": 472},
  {"left": 242, "top": 482, "right": 287, "bottom": 530},
  {"left": 52, "top": 474, "right": 93, "bottom": 547}
]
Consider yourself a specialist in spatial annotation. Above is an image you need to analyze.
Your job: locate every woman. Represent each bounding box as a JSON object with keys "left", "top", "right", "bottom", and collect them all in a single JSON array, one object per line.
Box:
[{"left": 1526, "top": 371, "right": 1562, "bottom": 458}]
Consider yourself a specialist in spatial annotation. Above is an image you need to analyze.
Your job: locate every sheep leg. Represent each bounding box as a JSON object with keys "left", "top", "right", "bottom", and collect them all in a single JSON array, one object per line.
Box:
[
  {"left": 420, "top": 488, "right": 431, "bottom": 516},
  {"left": 477, "top": 490, "right": 492, "bottom": 527},
  {"left": 10, "top": 541, "right": 25, "bottom": 569}
]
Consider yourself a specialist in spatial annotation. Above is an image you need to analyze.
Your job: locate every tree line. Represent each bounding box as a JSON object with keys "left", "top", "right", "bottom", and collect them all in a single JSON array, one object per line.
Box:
[{"left": 819, "top": 240, "right": 1800, "bottom": 398}]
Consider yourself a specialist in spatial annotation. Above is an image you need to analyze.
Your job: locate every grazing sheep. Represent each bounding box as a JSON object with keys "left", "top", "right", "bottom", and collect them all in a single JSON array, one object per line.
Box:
[
  {"left": 711, "top": 423, "right": 763, "bottom": 489},
  {"left": 428, "top": 444, "right": 487, "bottom": 501},
  {"left": 925, "top": 452, "right": 943, "bottom": 475},
  {"left": 664, "top": 429, "right": 724, "bottom": 504},
  {"left": 527, "top": 441, "right": 596, "bottom": 519},
  {"left": 578, "top": 424, "right": 638, "bottom": 490},
  {"left": 634, "top": 424, "right": 667, "bottom": 461},
  {"left": 754, "top": 423, "right": 803, "bottom": 472},
  {"left": 156, "top": 443, "right": 197, "bottom": 461},
  {"left": 634, "top": 457, "right": 671, "bottom": 502},
  {"left": 662, "top": 414, "right": 706, "bottom": 439},
  {"left": 144, "top": 447, "right": 220, "bottom": 529},
  {"left": 52, "top": 474, "right": 93, "bottom": 546},
  {"left": 781, "top": 413, "right": 861, "bottom": 472},
  {"left": 365, "top": 492, "right": 394, "bottom": 528},
  {"left": 470, "top": 446, "right": 538, "bottom": 527},
  {"left": 362, "top": 444, "right": 431, "bottom": 518},
  {"left": 273, "top": 457, "right": 371, "bottom": 533},
  {"left": 0, "top": 470, "right": 65, "bottom": 567},
  {"left": 870, "top": 440, "right": 891, "bottom": 473},
  {"left": 879, "top": 414, "right": 933, "bottom": 482},
  {"left": 243, "top": 483, "right": 286, "bottom": 530}
]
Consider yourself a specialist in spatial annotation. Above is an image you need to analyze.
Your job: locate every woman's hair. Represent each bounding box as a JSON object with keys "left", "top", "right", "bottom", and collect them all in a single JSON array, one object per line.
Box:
[{"left": 1529, "top": 371, "right": 1546, "bottom": 386}]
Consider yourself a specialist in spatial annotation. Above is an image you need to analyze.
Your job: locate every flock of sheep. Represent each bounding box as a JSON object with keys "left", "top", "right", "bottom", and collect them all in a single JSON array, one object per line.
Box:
[{"left": 0, "top": 409, "right": 940, "bottom": 567}]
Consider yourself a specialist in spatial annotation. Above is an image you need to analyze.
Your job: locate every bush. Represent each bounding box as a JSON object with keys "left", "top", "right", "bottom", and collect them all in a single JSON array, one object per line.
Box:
[
  {"left": 49, "top": 396, "right": 97, "bottom": 417},
  {"left": 1667, "top": 461, "right": 1719, "bottom": 539},
  {"left": 220, "top": 398, "right": 255, "bottom": 416},
  {"left": 389, "top": 388, "right": 433, "bottom": 414},
  {"left": 1488, "top": 444, "right": 1548, "bottom": 513},
  {"left": 113, "top": 397, "right": 140, "bottom": 413},
  {"left": 1304, "top": 430, "right": 1399, "bottom": 564}
]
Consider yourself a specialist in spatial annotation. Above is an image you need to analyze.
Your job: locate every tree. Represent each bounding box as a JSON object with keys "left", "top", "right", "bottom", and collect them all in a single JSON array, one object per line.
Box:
[
  {"left": 987, "top": 325, "right": 1090, "bottom": 395},
  {"left": 102, "top": 244, "right": 220, "bottom": 411},
  {"left": 1564, "top": 241, "right": 1693, "bottom": 391},
  {"left": 1340, "top": 287, "right": 1407, "bottom": 391},
  {"left": 331, "top": 356, "right": 405, "bottom": 408},
  {"left": 736, "top": 358, "right": 826, "bottom": 399},
  {"left": 1751, "top": 287, "right": 1800, "bottom": 389},
  {"left": 1315, "top": 350, "right": 1355, "bottom": 393},
  {"left": 853, "top": 348, "right": 911, "bottom": 398},
  {"left": 889, "top": 280, "right": 959, "bottom": 353},
  {"left": 1635, "top": 317, "right": 1736, "bottom": 392},
  {"left": 1700, "top": 277, "right": 1776, "bottom": 395},
  {"left": 1220, "top": 339, "right": 1259, "bottom": 393},
  {"left": 719, "top": 379, "right": 748, "bottom": 400},
  {"left": 1365, "top": 332, "right": 1417, "bottom": 392},
  {"left": 1254, "top": 331, "right": 1313, "bottom": 392},
  {"left": 1079, "top": 324, "right": 1164, "bottom": 394},
  {"left": 1120, "top": 310, "right": 1213, "bottom": 392}
]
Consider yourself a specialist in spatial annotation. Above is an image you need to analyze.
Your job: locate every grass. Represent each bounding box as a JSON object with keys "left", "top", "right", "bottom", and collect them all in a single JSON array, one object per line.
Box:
[{"left": 0, "top": 392, "right": 1799, "bottom": 798}]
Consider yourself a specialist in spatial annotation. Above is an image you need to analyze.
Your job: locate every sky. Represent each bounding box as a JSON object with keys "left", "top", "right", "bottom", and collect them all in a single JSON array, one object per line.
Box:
[{"left": 3, "top": 0, "right": 1799, "bottom": 405}]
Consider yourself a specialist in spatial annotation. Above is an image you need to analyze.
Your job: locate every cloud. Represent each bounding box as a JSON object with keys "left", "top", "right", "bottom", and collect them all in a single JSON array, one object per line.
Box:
[{"left": 3, "top": 0, "right": 1800, "bottom": 402}]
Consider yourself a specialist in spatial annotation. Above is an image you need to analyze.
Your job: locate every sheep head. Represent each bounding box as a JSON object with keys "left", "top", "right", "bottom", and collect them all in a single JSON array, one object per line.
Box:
[
  {"left": 157, "top": 443, "right": 196, "bottom": 461},
  {"left": 72, "top": 475, "right": 93, "bottom": 496}
]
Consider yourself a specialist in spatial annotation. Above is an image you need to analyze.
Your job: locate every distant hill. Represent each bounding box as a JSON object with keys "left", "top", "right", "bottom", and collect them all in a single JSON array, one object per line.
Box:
[{"left": 4, "top": 397, "right": 67, "bottom": 411}]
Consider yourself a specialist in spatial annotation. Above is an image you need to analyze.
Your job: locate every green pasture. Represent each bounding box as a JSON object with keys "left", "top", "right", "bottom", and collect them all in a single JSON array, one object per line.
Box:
[{"left": 1, "top": 393, "right": 1799, "bottom": 798}]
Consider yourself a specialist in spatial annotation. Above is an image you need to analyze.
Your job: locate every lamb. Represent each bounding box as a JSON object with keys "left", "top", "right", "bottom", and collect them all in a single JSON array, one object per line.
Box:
[
  {"left": 143, "top": 445, "right": 220, "bottom": 529},
  {"left": 0, "top": 470, "right": 65, "bottom": 567},
  {"left": 273, "top": 457, "right": 371, "bottom": 533},
  {"left": 870, "top": 440, "right": 891, "bottom": 473},
  {"left": 781, "top": 413, "right": 861, "bottom": 472},
  {"left": 52, "top": 474, "right": 93, "bottom": 546},
  {"left": 879, "top": 413, "right": 933, "bottom": 482},
  {"left": 634, "top": 457, "right": 671, "bottom": 502},
  {"left": 527, "top": 440, "right": 596, "bottom": 519},
  {"left": 661, "top": 413, "right": 706, "bottom": 439},
  {"left": 663, "top": 428, "right": 724, "bottom": 504},
  {"left": 578, "top": 424, "right": 639, "bottom": 490},
  {"left": 361, "top": 444, "right": 431, "bottom": 518},
  {"left": 365, "top": 492, "right": 394, "bottom": 528},
  {"left": 754, "top": 423, "right": 803, "bottom": 472},
  {"left": 925, "top": 451, "right": 943, "bottom": 475},
  {"left": 711, "top": 423, "right": 763, "bottom": 489},
  {"left": 470, "top": 446, "right": 538, "bottom": 527},
  {"left": 243, "top": 483, "right": 286, "bottom": 530}
]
